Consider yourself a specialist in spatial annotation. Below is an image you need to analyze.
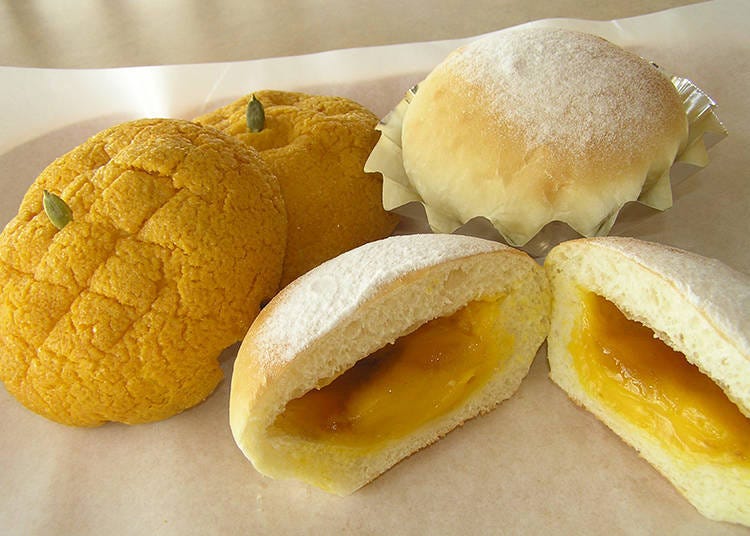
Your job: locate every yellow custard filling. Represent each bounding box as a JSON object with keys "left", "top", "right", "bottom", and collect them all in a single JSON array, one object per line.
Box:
[
  {"left": 272, "top": 297, "right": 513, "bottom": 448},
  {"left": 570, "top": 292, "right": 750, "bottom": 465}
]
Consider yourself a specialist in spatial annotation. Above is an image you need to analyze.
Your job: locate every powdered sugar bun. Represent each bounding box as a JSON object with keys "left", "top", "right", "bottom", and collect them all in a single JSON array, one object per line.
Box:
[
  {"left": 230, "top": 234, "right": 550, "bottom": 495},
  {"left": 401, "top": 27, "right": 689, "bottom": 246}
]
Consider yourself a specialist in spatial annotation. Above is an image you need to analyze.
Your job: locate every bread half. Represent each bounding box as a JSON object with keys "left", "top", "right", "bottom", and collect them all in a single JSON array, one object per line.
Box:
[
  {"left": 230, "top": 234, "right": 550, "bottom": 495},
  {"left": 545, "top": 237, "right": 750, "bottom": 526}
]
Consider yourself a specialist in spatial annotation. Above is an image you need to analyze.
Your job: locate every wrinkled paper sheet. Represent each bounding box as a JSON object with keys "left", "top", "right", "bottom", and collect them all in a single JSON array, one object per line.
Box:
[{"left": 1, "top": 1, "right": 749, "bottom": 534}]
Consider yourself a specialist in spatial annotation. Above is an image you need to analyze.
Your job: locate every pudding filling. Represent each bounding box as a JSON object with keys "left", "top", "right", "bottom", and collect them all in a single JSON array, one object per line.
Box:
[
  {"left": 272, "top": 297, "right": 513, "bottom": 447},
  {"left": 570, "top": 292, "right": 750, "bottom": 465}
]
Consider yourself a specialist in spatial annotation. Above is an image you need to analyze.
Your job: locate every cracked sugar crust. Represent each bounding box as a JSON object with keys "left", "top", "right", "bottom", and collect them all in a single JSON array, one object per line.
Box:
[
  {"left": 195, "top": 91, "right": 399, "bottom": 286},
  {"left": 0, "top": 118, "right": 287, "bottom": 426}
]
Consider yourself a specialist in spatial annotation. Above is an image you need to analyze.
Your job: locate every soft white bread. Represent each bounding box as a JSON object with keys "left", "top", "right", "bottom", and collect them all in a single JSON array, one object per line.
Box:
[
  {"left": 545, "top": 237, "right": 750, "bottom": 526},
  {"left": 400, "top": 27, "right": 688, "bottom": 246},
  {"left": 230, "top": 234, "right": 550, "bottom": 495}
]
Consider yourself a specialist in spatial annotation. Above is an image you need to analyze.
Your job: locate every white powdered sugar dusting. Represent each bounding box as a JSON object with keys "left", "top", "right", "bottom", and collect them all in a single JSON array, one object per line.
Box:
[
  {"left": 253, "top": 234, "right": 506, "bottom": 367},
  {"left": 446, "top": 27, "right": 673, "bottom": 155}
]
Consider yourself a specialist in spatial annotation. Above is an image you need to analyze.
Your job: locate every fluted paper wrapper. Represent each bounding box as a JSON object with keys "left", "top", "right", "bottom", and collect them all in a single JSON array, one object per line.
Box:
[{"left": 367, "top": 70, "right": 727, "bottom": 258}]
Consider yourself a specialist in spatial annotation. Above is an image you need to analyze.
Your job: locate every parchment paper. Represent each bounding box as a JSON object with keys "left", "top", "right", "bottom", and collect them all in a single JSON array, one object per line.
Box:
[{"left": 1, "top": 1, "right": 749, "bottom": 534}]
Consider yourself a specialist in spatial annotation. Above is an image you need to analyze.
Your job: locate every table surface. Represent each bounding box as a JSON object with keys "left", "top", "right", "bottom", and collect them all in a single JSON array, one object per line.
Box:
[{"left": 1, "top": 0, "right": 701, "bottom": 68}]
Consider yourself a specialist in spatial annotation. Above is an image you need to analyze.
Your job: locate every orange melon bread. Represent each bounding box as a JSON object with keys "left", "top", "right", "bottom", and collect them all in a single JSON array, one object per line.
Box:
[
  {"left": 0, "top": 118, "right": 287, "bottom": 426},
  {"left": 545, "top": 237, "right": 750, "bottom": 526},
  {"left": 195, "top": 90, "right": 399, "bottom": 286},
  {"left": 230, "top": 234, "right": 550, "bottom": 494}
]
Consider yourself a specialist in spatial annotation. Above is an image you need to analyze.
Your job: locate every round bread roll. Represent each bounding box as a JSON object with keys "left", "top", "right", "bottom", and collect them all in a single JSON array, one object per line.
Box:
[
  {"left": 545, "top": 237, "right": 750, "bottom": 526},
  {"left": 195, "top": 90, "right": 399, "bottom": 286},
  {"left": 401, "top": 27, "right": 689, "bottom": 246},
  {"left": 230, "top": 233, "right": 550, "bottom": 495},
  {"left": 0, "top": 118, "right": 287, "bottom": 426}
]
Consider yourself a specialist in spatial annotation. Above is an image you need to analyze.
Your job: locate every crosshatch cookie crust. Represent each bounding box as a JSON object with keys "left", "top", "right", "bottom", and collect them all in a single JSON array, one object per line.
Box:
[
  {"left": 0, "top": 118, "right": 287, "bottom": 426},
  {"left": 195, "top": 90, "right": 399, "bottom": 286}
]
